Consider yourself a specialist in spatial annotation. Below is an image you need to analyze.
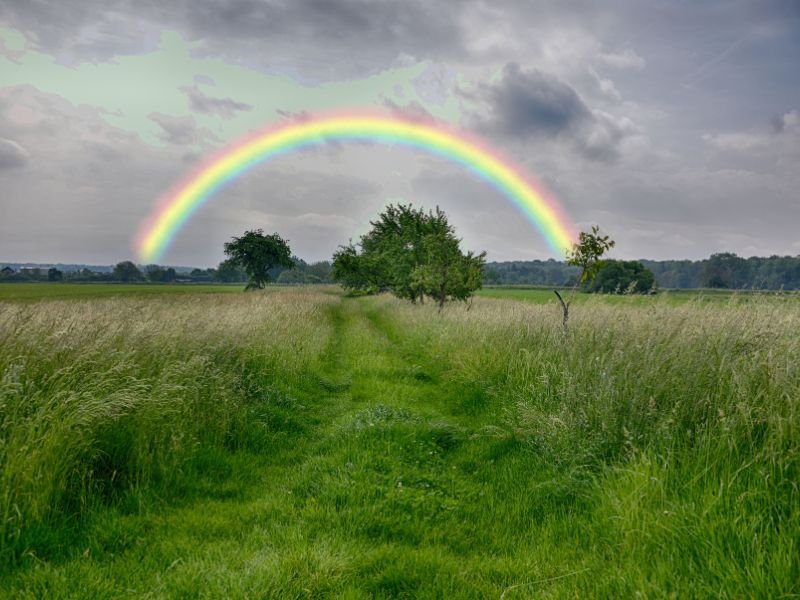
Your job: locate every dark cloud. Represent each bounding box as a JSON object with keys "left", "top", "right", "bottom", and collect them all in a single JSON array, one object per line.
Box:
[
  {"left": 148, "top": 112, "right": 220, "bottom": 146},
  {"left": 179, "top": 84, "right": 253, "bottom": 119},
  {"left": 0, "top": 138, "right": 28, "bottom": 168},
  {"left": 477, "top": 63, "right": 592, "bottom": 136},
  {"left": 470, "top": 63, "right": 636, "bottom": 162}
]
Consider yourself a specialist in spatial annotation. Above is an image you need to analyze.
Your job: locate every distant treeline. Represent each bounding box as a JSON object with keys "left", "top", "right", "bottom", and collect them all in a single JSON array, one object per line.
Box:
[
  {"left": 0, "top": 258, "right": 333, "bottom": 284},
  {"left": 486, "top": 252, "right": 800, "bottom": 290},
  {"left": 6, "top": 252, "right": 800, "bottom": 289}
]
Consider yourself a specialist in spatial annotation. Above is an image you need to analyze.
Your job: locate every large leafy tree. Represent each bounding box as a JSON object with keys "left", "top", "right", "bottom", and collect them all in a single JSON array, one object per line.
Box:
[
  {"left": 332, "top": 204, "right": 485, "bottom": 306},
  {"left": 223, "top": 229, "right": 293, "bottom": 290}
]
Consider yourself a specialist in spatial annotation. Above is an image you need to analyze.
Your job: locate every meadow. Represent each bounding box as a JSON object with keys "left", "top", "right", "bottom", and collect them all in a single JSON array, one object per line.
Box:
[
  {"left": 0, "top": 283, "right": 243, "bottom": 302},
  {"left": 0, "top": 285, "right": 797, "bottom": 597}
]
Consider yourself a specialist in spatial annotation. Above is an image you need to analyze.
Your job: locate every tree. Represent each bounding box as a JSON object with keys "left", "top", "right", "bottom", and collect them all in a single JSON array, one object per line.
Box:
[
  {"left": 410, "top": 232, "right": 486, "bottom": 310},
  {"left": 215, "top": 259, "right": 247, "bottom": 283},
  {"left": 223, "top": 229, "right": 293, "bottom": 290},
  {"left": 145, "top": 264, "right": 164, "bottom": 282},
  {"left": 331, "top": 243, "right": 372, "bottom": 292},
  {"left": 47, "top": 267, "right": 63, "bottom": 282},
  {"left": 483, "top": 268, "right": 501, "bottom": 285},
  {"left": 162, "top": 267, "right": 177, "bottom": 282},
  {"left": 703, "top": 252, "right": 748, "bottom": 289},
  {"left": 113, "top": 261, "right": 144, "bottom": 282},
  {"left": 555, "top": 226, "right": 615, "bottom": 329},
  {"left": 332, "top": 204, "right": 485, "bottom": 306},
  {"left": 587, "top": 260, "right": 655, "bottom": 294},
  {"left": 305, "top": 261, "right": 333, "bottom": 282}
]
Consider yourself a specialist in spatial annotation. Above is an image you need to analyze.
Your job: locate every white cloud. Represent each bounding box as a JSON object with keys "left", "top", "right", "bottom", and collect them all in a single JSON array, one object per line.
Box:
[
  {"left": 702, "top": 132, "right": 769, "bottom": 151},
  {"left": 597, "top": 48, "right": 646, "bottom": 70}
]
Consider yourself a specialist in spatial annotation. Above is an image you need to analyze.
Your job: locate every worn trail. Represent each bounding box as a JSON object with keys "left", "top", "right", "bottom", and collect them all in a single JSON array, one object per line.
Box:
[{"left": 4, "top": 296, "right": 563, "bottom": 598}]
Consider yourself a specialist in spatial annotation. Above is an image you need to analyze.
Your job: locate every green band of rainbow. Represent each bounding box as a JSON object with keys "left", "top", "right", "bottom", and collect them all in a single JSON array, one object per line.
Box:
[{"left": 136, "top": 113, "right": 577, "bottom": 263}]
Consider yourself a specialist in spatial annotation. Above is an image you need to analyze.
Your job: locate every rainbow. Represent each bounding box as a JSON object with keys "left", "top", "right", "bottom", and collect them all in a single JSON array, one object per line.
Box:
[{"left": 136, "top": 112, "right": 577, "bottom": 263}]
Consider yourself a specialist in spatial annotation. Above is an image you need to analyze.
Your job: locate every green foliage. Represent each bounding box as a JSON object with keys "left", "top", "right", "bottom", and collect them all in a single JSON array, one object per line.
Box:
[
  {"left": 485, "top": 254, "right": 800, "bottom": 290},
  {"left": 410, "top": 237, "right": 486, "bottom": 308},
  {"left": 304, "top": 260, "right": 333, "bottom": 282},
  {"left": 214, "top": 258, "right": 248, "bottom": 283},
  {"left": 144, "top": 265, "right": 177, "bottom": 283},
  {"left": 223, "top": 229, "right": 293, "bottom": 290},
  {"left": 703, "top": 252, "right": 749, "bottom": 288},
  {"left": 144, "top": 264, "right": 164, "bottom": 282},
  {"left": 112, "top": 261, "right": 143, "bottom": 282},
  {"left": 46, "top": 268, "right": 62, "bottom": 282},
  {"left": 2, "top": 290, "right": 798, "bottom": 597},
  {"left": 274, "top": 259, "right": 332, "bottom": 284},
  {"left": 332, "top": 204, "right": 485, "bottom": 305},
  {"left": 331, "top": 243, "right": 371, "bottom": 291},
  {"left": 566, "top": 225, "right": 616, "bottom": 284},
  {"left": 586, "top": 259, "right": 656, "bottom": 294}
]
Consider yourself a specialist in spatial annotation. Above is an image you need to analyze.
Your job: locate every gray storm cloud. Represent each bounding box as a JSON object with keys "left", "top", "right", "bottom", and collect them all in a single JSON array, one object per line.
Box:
[{"left": 470, "top": 63, "right": 638, "bottom": 162}]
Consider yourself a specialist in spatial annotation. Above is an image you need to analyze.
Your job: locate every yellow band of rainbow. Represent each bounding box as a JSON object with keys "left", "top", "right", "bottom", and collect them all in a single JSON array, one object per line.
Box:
[{"left": 136, "top": 112, "right": 577, "bottom": 263}]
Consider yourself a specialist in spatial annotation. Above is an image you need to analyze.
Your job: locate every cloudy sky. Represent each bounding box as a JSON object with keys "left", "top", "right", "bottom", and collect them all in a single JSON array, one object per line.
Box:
[{"left": 1, "top": 0, "right": 798, "bottom": 266}]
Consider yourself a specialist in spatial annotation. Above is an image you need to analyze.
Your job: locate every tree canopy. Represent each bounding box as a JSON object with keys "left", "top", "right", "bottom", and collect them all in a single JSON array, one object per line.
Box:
[
  {"left": 112, "top": 261, "right": 143, "bottom": 282},
  {"left": 223, "top": 229, "right": 293, "bottom": 290},
  {"left": 566, "top": 225, "right": 616, "bottom": 284},
  {"left": 586, "top": 259, "right": 656, "bottom": 294},
  {"left": 332, "top": 204, "right": 486, "bottom": 307}
]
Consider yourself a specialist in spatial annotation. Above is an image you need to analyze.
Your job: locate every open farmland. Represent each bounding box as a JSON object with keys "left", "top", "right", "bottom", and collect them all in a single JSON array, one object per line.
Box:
[
  {"left": 1, "top": 287, "right": 798, "bottom": 597},
  {"left": 0, "top": 283, "right": 244, "bottom": 302}
]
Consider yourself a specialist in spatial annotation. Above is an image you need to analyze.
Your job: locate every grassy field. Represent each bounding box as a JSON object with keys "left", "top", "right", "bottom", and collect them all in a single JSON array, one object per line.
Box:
[
  {"left": 0, "top": 283, "right": 245, "bottom": 302},
  {"left": 0, "top": 286, "right": 797, "bottom": 597},
  {"left": 478, "top": 285, "right": 800, "bottom": 305}
]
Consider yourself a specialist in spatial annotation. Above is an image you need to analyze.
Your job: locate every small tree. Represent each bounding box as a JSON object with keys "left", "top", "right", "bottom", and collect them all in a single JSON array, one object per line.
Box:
[
  {"left": 555, "top": 225, "right": 615, "bottom": 329},
  {"left": 47, "top": 267, "right": 63, "bottom": 282},
  {"left": 223, "top": 229, "right": 293, "bottom": 290},
  {"left": 411, "top": 233, "right": 486, "bottom": 311}
]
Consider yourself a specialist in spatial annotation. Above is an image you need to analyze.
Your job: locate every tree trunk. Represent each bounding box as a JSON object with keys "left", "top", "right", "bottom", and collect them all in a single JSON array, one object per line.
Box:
[{"left": 554, "top": 290, "right": 569, "bottom": 332}]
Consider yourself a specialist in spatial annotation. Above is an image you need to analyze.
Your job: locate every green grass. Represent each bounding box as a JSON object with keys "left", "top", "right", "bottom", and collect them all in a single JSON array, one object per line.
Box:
[
  {"left": 1, "top": 288, "right": 797, "bottom": 596},
  {"left": 0, "top": 283, "right": 247, "bottom": 301},
  {"left": 479, "top": 285, "right": 800, "bottom": 305}
]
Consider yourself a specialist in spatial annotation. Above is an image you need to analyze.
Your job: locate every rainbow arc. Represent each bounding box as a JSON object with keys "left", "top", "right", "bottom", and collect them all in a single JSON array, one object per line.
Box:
[{"left": 136, "top": 113, "right": 577, "bottom": 263}]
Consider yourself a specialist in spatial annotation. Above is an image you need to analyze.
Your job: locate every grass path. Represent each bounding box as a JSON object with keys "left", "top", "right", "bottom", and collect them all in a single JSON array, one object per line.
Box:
[
  {"left": 4, "top": 291, "right": 797, "bottom": 597},
  {"left": 3, "top": 296, "right": 591, "bottom": 598}
]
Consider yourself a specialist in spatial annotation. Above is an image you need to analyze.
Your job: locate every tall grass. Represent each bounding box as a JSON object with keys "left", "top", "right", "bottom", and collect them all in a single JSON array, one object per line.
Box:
[
  {"left": 1, "top": 289, "right": 797, "bottom": 595},
  {"left": 0, "top": 289, "right": 336, "bottom": 566},
  {"left": 373, "top": 293, "right": 800, "bottom": 594}
]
